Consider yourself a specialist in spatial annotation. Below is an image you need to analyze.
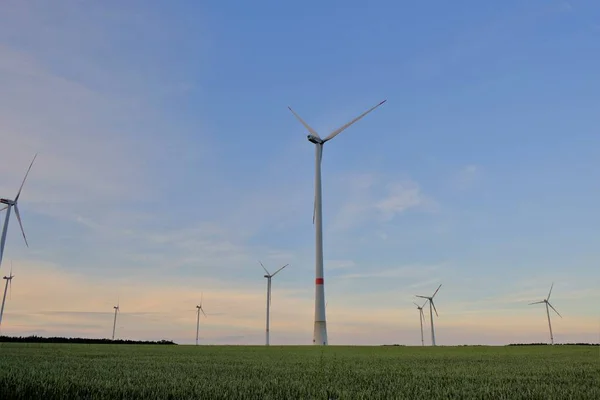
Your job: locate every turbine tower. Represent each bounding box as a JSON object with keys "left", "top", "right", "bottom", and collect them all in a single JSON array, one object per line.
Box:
[
  {"left": 288, "top": 100, "right": 386, "bottom": 345},
  {"left": 0, "top": 154, "right": 37, "bottom": 270},
  {"left": 416, "top": 284, "right": 442, "bottom": 346},
  {"left": 413, "top": 300, "right": 427, "bottom": 346},
  {"left": 111, "top": 301, "right": 120, "bottom": 340},
  {"left": 260, "top": 261, "right": 289, "bottom": 346},
  {"left": 529, "top": 283, "right": 562, "bottom": 345},
  {"left": 195, "top": 293, "right": 206, "bottom": 346},
  {"left": 0, "top": 262, "right": 15, "bottom": 333}
]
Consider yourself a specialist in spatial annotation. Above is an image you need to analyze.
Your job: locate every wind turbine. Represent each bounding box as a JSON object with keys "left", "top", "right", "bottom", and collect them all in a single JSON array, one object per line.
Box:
[
  {"left": 260, "top": 261, "right": 289, "bottom": 346},
  {"left": 413, "top": 300, "right": 427, "bottom": 346},
  {"left": 111, "top": 300, "right": 120, "bottom": 340},
  {"left": 416, "top": 284, "right": 442, "bottom": 346},
  {"left": 288, "top": 100, "right": 386, "bottom": 345},
  {"left": 529, "top": 283, "right": 562, "bottom": 345},
  {"left": 195, "top": 292, "right": 207, "bottom": 346},
  {"left": 0, "top": 261, "right": 15, "bottom": 333},
  {"left": 0, "top": 154, "right": 37, "bottom": 270}
]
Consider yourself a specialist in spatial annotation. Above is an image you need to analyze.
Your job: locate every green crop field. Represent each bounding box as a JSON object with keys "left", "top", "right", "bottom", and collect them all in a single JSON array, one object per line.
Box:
[{"left": 0, "top": 344, "right": 598, "bottom": 399}]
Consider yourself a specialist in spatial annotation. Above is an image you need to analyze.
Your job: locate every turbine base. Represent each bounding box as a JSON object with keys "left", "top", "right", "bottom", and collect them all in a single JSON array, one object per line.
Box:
[{"left": 313, "top": 321, "right": 328, "bottom": 345}]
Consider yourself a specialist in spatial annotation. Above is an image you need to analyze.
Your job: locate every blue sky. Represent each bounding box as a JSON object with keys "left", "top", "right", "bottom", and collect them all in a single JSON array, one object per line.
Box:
[{"left": 0, "top": 0, "right": 598, "bottom": 345}]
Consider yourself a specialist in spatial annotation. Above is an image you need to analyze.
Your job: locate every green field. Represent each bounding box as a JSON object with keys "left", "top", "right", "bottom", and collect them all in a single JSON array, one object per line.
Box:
[{"left": 1, "top": 344, "right": 598, "bottom": 399}]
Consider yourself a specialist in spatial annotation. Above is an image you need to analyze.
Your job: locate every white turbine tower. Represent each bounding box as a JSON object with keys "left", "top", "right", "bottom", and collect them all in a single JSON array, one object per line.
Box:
[
  {"left": 195, "top": 293, "right": 207, "bottom": 346},
  {"left": 0, "top": 154, "right": 37, "bottom": 270},
  {"left": 529, "top": 283, "right": 562, "bottom": 345},
  {"left": 416, "top": 284, "right": 442, "bottom": 346},
  {"left": 288, "top": 100, "right": 386, "bottom": 345},
  {"left": 260, "top": 261, "right": 289, "bottom": 346},
  {"left": 413, "top": 300, "right": 427, "bottom": 346},
  {"left": 111, "top": 300, "right": 120, "bottom": 340},
  {"left": 0, "top": 262, "right": 15, "bottom": 333}
]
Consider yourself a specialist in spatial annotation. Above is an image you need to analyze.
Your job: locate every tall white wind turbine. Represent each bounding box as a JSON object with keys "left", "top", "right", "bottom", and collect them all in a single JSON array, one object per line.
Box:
[
  {"left": 416, "top": 284, "right": 442, "bottom": 346},
  {"left": 288, "top": 100, "right": 386, "bottom": 345},
  {"left": 195, "top": 292, "right": 207, "bottom": 346},
  {"left": 260, "top": 261, "right": 289, "bottom": 346},
  {"left": 111, "top": 300, "right": 120, "bottom": 340},
  {"left": 0, "top": 154, "right": 37, "bottom": 270},
  {"left": 529, "top": 283, "right": 562, "bottom": 345},
  {"left": 0, "top": 262, "right": 15, "bottom": 333},
  {"left": 413, "top": 300, "right": 427, "bottom": 346}
]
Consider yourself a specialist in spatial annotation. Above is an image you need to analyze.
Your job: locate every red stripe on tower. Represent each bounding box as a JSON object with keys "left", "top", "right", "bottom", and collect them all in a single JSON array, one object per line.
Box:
[{"left": 315, "top": 278, "right": 324, "bottom": 285}]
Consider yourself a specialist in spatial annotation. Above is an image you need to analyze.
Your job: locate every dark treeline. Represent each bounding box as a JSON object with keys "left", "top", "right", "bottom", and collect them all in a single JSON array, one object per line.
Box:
[
  {"left": 508, "top": 343, "right": 599, "bottom": 346},
  {"left": 0, "top": 335, "right": 176, "bottom": 345}
]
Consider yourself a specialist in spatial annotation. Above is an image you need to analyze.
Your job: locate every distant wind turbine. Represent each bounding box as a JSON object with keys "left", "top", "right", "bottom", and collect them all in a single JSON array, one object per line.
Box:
[
  {"left": 0, "top": 154, "right": 37, "bottom": 270},
  {"left": 416, "top": 284, "right": 442, "bottom": 346},
  {"left": 195, "top": 292, "right": 207, "bottom": 346},
  {"left": 260, "top": 261, "right": 289, "bottom": 346},
  {"left": 0, "top": 261, "right": 15, "bottom": 333},
  {"left": 111, "top": 300, "right": 120, "bottom": 340},
  {"left": 529, "top": 283, "right": 562, "bottom": 345},
  {"left": 413, "top": 300, "right": 427, "bottom": 346},
  {"left": 288, "top": 100, "right": 386, "bottom": 345}
]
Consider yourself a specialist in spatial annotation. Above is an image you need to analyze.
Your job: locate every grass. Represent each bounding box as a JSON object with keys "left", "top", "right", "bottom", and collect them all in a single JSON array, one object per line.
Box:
[{"left": 0, "top": 344, "right": 598, "bottom": 399}]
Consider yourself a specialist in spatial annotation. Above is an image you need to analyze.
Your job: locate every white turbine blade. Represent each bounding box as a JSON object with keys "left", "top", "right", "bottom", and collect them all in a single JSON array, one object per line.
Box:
[
  {"left": 200, "top": 292, "right": 203, "bottom": 308},
  {"left": 421, "top": 300, "right": 428, "bottom": 308},
  {"left": 9, "top": 277, "right": 12, "bottom": 300},
  {"left": 259, "top": 261, "right": 270, "bottom": 276},
  {"left": 201, "top": 307, "right": 207, "bottom": 317},
  {"left": 431, "top": 284, "right": 442, "bottom": 298},
  {"left": 547, "top": 282, "right": 554, "bottom": 301},
  {"left": 547, "top": 302, "right": 562, "bottom": 318},
  {"left": 415, "top": 295, "right": 429, "bottom": 299},
  {"left": 431, "top": 300, "right": 439, "bottom": 317},
  {"left": 322, "top": 100, "right": 386, "bottom": 142},
  {"left": 14, "top": 205, "right": 29, "bottom": 247},
  {"left": 288, "top": 106, "right": 321, "bottom": 138},
  {"left": 0, "top": 206, "right": 7, "bottom": 212},
  {"left": 271, "top": 264, "right": 289, "bottom": 277},
  {"left": 15, "top": 153, "right": 38, "bottom": 201},
  {"left": 529, "top": 301, "right": 544, "bottom": 305},
  {"left": 412, "top": 302, "right": 420, "bottom": 308}
]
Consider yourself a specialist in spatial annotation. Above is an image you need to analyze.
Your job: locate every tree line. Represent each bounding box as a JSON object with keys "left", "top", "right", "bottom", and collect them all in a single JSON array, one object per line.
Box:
[{"left": 0, "top": 335, "right": 176, "bottom": 345}]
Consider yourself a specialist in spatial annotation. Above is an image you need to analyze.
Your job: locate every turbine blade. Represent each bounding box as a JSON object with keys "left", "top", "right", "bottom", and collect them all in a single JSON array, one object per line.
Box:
[
  {"left": 547, "top": 302, "right": 562, "bottom": 318},
  {"left": 201, "top": 307, "right": 207, "bottom": 317},
  {"left": 13, "top": 205, "right": 29, "bottom": 247},
  {"left": 288, "top": 106, "right": 320, "bottom": 138},
  {"left": 200, "top": 292, "right": 203, "bottom": 308},
  {"left": 415, "top": 295, "right": 429, "bottom": 299},
  {"left": 421, "top": 300, "right": 428, "bottom": 308},
  {"left": 15, "top": 153, "right": 38, "bottom": 201},
  {"left": 0, "top": 206, "right": 7, "bottom": 212},
  {"left": 431, "top": 284, "right": 442, "bottom": 298},
  {"left": 412, "top": 302, "right": 420, "bottom": 308},
  {"left": 259, "top": 261, "right": 270, "bottom": 276},
  {"left": 271, "top": 264, "right": 289, "bottom": 277},
  {"left": 529, "top": 301, "right": 544, "bottom": 305},
  {"left": 431, "top": 300, "right": 439, "bottom": 317},
  {"left": 547, "top": 282, "right": 554, "bottom": 300},
  {"left": 322, "top": 100, "right": 387, "bottom": 142}
]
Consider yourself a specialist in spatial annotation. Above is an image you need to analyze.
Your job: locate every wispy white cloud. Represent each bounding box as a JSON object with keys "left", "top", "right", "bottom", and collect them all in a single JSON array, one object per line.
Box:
[
  {"left": 328, "top": 173, "right": 436, "bottom": 232},
  {"left": 376, "top": 180, "right": 436, "bottom": 220},
  {"left": 450, "top": 164, "right": 483, "bottom": 190}
]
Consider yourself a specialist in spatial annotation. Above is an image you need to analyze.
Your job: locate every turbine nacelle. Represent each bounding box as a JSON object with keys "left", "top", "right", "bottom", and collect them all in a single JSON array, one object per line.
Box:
[{"left": 307, "top": 135, "right": 323, "bottom": 145}]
